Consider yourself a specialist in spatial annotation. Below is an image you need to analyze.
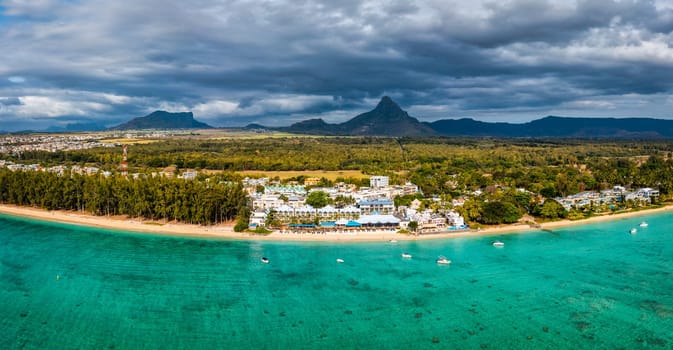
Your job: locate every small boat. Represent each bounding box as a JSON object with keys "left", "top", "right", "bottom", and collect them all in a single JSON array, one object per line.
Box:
[
  {"left": 389, "top": 239, "right": 398, "bottom": 243},
  {"left": 336, "top": 258, "right": 344, "bottom": 263},
  {"left": 261, "top": 257, "right": 269, "bottom": 264},
  {"left": 492, "top": 240, "right": 505, "bottom": 247},
  {"left": 639, "top": 221, "right": 648, "bottom": 228},
  {"left": 630, "top": 228, "right": 637, "bottom": 234},
  {"left": 436, "top": 256, "right": 451, "bottom": 265},
  {"left": 401, "top": 253, "right": 412, "bottom": 259}
]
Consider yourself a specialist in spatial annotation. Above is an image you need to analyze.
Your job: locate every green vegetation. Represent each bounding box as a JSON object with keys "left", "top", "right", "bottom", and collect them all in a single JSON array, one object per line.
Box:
[
  {"left": 481, "top": 202, "right": 521, "bottom": 224},
  {"left": 305, "top": 191, "right": 332, "bottom": 208},
  {"left": 0, "top": 169, "right": 246, "bottom": 225},
  {"left": 8, "top": 137, "right": 673, "bottom": 194}
]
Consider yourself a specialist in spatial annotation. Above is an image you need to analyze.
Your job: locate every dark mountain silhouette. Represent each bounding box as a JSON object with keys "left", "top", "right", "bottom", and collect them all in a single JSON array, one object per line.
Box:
[
  {"left": 261, "top": 97, "right": 673, "bottom": 138},
  {"left": 338, "top": 96, "right": 435, "bottom": 136},
  {"left": 429, "top": 116, "right": 673, "bottom": 138},
  {"left": 278, "top": 96, "right": 435, "bottom": 136},
  {"left": 279, "top": 118, "right": 336, "bottom": 135},
  {"left": 111, "top": 111, "right": 212, "bottom": 130},
  {"left": 244, "top": 123, "right": 269, "bottom": 130}
]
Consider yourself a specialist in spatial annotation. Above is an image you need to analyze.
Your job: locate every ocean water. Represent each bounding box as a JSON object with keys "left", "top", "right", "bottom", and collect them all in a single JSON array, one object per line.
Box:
[{"left": 1, "top": 212, "right": 672, "bottom": 350}]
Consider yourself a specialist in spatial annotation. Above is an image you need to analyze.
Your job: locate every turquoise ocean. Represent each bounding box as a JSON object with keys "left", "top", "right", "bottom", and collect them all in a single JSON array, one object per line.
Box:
[{"left": 1, "top": 211, "right": 672, "bottom": 349}]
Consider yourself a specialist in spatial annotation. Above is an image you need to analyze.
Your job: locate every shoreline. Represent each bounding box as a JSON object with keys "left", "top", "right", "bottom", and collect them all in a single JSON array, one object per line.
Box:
[{"left": 0, "top": 203, "right": 671, "bottom": 242}]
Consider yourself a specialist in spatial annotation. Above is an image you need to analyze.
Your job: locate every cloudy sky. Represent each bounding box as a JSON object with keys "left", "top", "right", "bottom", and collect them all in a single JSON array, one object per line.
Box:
[{"left": 2, "top": 0, "right": 673, "bottom": 131}]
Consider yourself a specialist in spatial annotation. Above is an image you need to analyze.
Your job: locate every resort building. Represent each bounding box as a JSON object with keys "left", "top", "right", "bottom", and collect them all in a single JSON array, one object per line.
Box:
[
  {"left": 555, "top": 187, "right": 660, "bottom": 210},
  {"left": 358, "top": 199, "right": 395, "bottom": 215},
  {"left": 626, "top": 188, "right": 660, "bottom": 201},
  {"left": 251, "top": 194, "right": 286, "bottom": 210},
  {"left": 369, "top": 176, "right": 389, "bottom": 189},
  {"left": 264, "top": 185, "right": 307, "bottom": 196},
  {"left": 249, "top": 211, "right": 267, "bottom": 228},
  {"left": 446, "top": 211, "right": 465, "bottom": 227}
]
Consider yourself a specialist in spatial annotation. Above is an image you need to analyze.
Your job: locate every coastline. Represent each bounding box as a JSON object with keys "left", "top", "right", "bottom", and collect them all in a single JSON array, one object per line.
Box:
[{"left": 0, "top": 203, "right": 671, "bottom": 242}]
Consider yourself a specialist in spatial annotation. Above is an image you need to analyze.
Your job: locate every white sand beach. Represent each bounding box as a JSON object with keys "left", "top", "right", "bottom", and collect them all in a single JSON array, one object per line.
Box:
[{"left": 0, "top": 203, "right": 671, "bottom": 242}]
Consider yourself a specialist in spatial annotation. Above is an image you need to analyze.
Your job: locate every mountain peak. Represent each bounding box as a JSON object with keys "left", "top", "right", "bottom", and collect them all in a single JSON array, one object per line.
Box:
[
  {"left": 111, "top": 110, "right": 213, "bottom": 130},
  {"left": 374, "top": 96, "right": 402, "bottom": 113},
  {"left": 338, "top": 96, "right": 435, "bottom": 136}
]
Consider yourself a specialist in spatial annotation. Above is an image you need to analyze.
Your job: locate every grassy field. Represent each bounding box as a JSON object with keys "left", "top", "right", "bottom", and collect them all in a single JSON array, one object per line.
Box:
[{"left": 235, "top": 170, "right": 368, "bottom": 181}]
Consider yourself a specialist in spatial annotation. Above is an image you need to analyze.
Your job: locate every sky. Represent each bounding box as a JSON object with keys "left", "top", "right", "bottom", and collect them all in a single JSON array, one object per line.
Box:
[{"left": 2, "top": 0, "right": 673, "bottom": 131}]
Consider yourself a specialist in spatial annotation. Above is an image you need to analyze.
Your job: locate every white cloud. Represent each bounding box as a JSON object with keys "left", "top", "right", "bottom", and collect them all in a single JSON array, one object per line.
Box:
[
  {"left": 8, "top": 76, "right": 26, "bottom": 83},
  {"left": 567, "top": 100, "right": 617, "bottom": 109},
  {"left": 192, "top": 100, "right": 239, "bottom": 117},
  {"left": 16, "top": 96, "right": 109, "bottom": 117}
]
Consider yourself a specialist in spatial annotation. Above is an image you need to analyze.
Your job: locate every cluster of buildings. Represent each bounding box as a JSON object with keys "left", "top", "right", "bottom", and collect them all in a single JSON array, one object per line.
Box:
[
  {"left": 554, "top": 186, "right": 660, "bottom": 211},
  {"left": 245, "top": 176, "right": 468, "bottom": 233},
  {"left": 0, "top": 160, "right": 112, "bottom": 177},
  {"left": 0, "top": 159, "right": 200, "bottom": 181},
  {"left": 0, "top": 134, "right": 116, "bottom": 154}
]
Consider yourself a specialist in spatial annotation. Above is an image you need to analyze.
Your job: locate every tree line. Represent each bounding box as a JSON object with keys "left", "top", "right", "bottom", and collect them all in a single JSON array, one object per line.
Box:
[{"left": 0, "top": 169, "right": 247, "bottom": 225}]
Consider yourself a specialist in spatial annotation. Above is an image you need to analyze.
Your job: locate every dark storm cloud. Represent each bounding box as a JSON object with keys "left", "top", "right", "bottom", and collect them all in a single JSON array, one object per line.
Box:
[
  {"left": 1, "top": 0, "right": 673, "bottom": 131},
  {"left": 0, "top": 97, "right": 21, "bottom": 106}
]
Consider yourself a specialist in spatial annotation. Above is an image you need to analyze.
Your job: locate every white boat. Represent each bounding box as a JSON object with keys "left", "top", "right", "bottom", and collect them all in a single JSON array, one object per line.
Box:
[
  {"left": 401, "top": 253, "right": 412, "bottom": 259},
  {"left": 436, "top": 256, "right": 451, "bottom": 265},
  {"left": 389, "top": 239, "right": 398, "bottom": 243},
  {"left": 492, "top": 240, "right": 505, "bottom": 247},
  {"left": 639, "top": 221, "right": 648, "bottom": 228},
  {"left": 630, "top": 228, "right": 637, "bottom": 234},
  {"left": 261, "top": 257, "right": 269, "bottom": 264},
  {"left": 336, "top": 258, "right": 344, "bottom": 263}
]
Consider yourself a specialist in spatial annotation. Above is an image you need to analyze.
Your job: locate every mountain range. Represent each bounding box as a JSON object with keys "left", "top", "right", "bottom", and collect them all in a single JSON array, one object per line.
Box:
[
  {"left": 22, "top": 97, "right": 673, "bottom": 138},
  {"left": 252, "top": 97, "right": 673, "bottom": 138}
]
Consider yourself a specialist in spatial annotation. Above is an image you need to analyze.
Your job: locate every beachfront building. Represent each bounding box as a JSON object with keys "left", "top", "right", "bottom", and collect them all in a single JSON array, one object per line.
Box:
[
  {"left": 446, "top": 211, "right": 465, "bottom": 227},
  {"left": 295, "top": 205, "right": 316, "bottom": 220},
  {"left": 249, "top": 211, "right": 268, "bottom": 228},
  {"left": 317, "top": 205, "right": 338, "bottom": 220},
  {"left": 358, "top": 199, "right": 395, "bottom": 215},
  {"left": 625, "top": 188, "right": 660, "bottom": 201},
  {"left": 264, "top": 204, "right": 362, "bottom": 223},
  {"left": 355, "top": 214, "right": 400, "bottom": 229},
  {"left": 555, "top": 187, "right": 660, "bottom": 210},
  {"left": 251, "top": 194, "right": 286, "bottom": 210}
]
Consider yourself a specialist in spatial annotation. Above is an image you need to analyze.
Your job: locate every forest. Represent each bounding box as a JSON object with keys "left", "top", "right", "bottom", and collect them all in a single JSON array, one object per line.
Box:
[
  {"left": 7, "top": 136, "right": 673, "bottom": 195},
  {"left": 0, "top": 169, "right": 247, "bottom": 225}
]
